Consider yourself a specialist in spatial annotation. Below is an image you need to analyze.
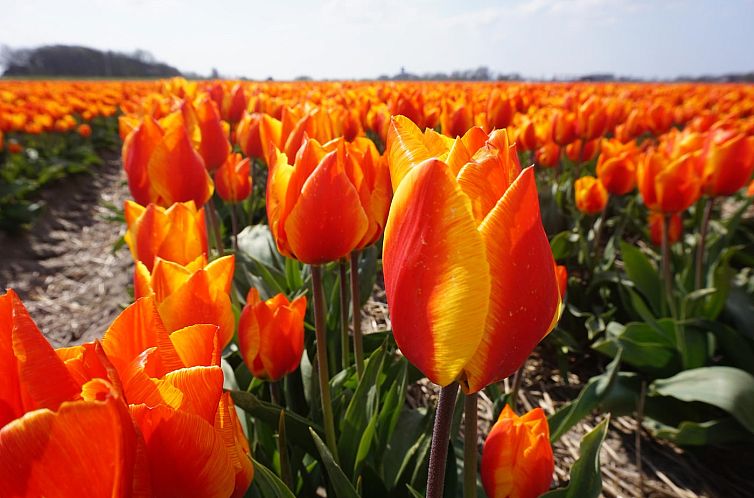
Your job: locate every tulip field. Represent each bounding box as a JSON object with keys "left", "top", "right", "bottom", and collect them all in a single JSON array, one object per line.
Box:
[{"left": 2, "top": 78, "right": 754, "bottom": 498}]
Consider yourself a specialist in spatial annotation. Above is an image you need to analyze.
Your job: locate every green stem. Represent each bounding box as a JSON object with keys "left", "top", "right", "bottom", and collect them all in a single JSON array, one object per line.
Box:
[
  {"left": 206, "top": 200, "right": 225, "bottom": 256},
  {"left": 593, "top": 201, "right": 609, "bottom": 264},
  {"left": 230, "top": 203, "right": 239, "bottom": 252},
  {"left": 350, "top": 251, "right": 364, "bottom": 379},
  {"left": 426, "top": 383, "right": 459, "bottom": 498},
  {"left": 269, "top": 380, "right": 281, "bottom": 406},
  {"left": 311, "top": 265, "right": 339, "bottom": 462},
  {"left": 694, "top": 197, "right": 714, "bottom": 291},
  {"left": 464, "top": 393, "right": 478, "bottom": 498},
  {"left": 508, "top": 364, "right": 525, "bottom": 412},
  {"left": 661, "top": 214, "right": 676, "bottom": 318},
  {"left": 338, "top": 259, "right": 350, "bottom": 371}
]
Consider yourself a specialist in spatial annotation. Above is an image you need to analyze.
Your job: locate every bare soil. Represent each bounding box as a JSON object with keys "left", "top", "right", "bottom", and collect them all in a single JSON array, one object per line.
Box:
[{"left": 0, "top": 152, "right": 132, "bottom": 347}]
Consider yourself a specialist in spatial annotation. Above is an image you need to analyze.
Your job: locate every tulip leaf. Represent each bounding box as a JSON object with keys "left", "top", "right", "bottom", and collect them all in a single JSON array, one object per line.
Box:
[
  {"left": 620, "top": 242, "right": 662, "bottom": 314},
  {"left": 549, "top": 350, "right": 622, "bottom": 442},
  {"left": 310, "top": 428, "right": 360, "bottom": 498},
  {"left": 229, "top": 390, "right": 323, "bottom": 455},
  {"left": 245, "top": 458, "right": 296, "bottom": 498},
  {"left": 541, "top": 416, "right": 610, "bottom": 498},
  {"left": 592, "top": 320, "right": 680, "bottom": 377},
  {"left": 650, "top": 366, "right": 754, "bottom": 434},
  {"left": 338, "top": 342, "right": 386, "bottom": 478},
  {"left": 405, "top": 484, "right": 425, "bottom": 498},
  {"left": 688, "top": 319, "right": 754, "bottom": 374},
  {"left": 353, "top": 412, "right": 379, "bottom": 478},
  {"left": 646, "top": 417, "right": 754, "bottom": 446}
]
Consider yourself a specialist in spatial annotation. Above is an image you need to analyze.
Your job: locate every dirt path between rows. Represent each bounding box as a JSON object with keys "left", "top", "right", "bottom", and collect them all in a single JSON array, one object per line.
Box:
[{"left": 0, "top": 153, "right": 132, "bottom": 347}]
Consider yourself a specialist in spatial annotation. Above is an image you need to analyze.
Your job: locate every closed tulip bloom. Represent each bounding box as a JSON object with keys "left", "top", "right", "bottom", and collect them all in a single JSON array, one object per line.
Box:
[
  {"left": 700, "top": 128, "right": 754, "bottom": 197},
  {"left": 577, "top": 97, "right": 608, "bottom": 141},
  {"left": 238, "top": 288, "right": 307, "bottom": 381},
  {"left": 195, "top": 96, "right": 231, "bottom": 171},
  {"left": 77, "top": 123, "right": 92, "bottom": 138},
  {"left": 124, "top": 200, "right": 207, "bottom": 271},
  {"left": 481, "top": 406, "right": 554, "bottom": 498},
  {"left": 551, "top": 110, "right": 577, "bottom": 146},
  {"left": 441, "top": 99, "right": 474, "bottom": 138},
  {"left": 575, "top": 176, "right": 608, "bottom": 215},
  {"left": 134, "top": 255, "right": 235, "bottom": 349},
  {"left": 486, "top": 89, "right": 515, "bottom": 131},
  {"left": 638, "top": 149, "right": 701, "bottom": 213},
  {"left": 122, "top": 114, "right": 214, "bottom": 208},
  {"left": 535, "top": 143, "right": 560, "bottom": 168},
  {"left": 596, "top": 139, "right": 637, "bottom": 195},
  {"left": 384, "top": 116, "right": 561, "bottom": 392},
  {"left": 226, "top": 83, "right": 247, "bottom": 123},
  {"left": 266, "top": 137, "right": 371, "bottom": 264},
  {"left": 565, "top": 138, "right": 600, "bottom": 163},
  {"left": 215, "top": 153, "right": 252, "bottom": 203},
  {"left": 649, "top": 212, "right": 682, "bottom": 246},
  {"left": 236, "top": 112, "right": 264, "bottom": 159}
]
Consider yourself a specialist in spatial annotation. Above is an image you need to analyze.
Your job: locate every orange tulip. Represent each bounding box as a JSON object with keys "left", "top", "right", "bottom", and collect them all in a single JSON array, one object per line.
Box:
[
  {"left": 226, "top": 83, "right": 247, "bottom": 123},
  {"left": 383, "top": 116, "right": 561, "bottom": 392},
  {"left": 577, "top": 96, "right": 607, "bottom": 141},
  {"left": 481, "top": 405, "right": 554, "bottom": 498},
  {"left": 638, "top": 148, "right": 701, "bottom": 214},
  {"left": 649, "top": 212, "right": 682, "bottom": 246},
  {"left": 266, "top": 137, "right": 372, "bottom": 263},
  {"left": 122, "top": 114, "right": 214, "bottom": 207},
  {"left": 565, "top": 138, "right": 599, "bottom": 163},
  {"left": 441, "top": 99, "right": 474, "bottom": 138},
  {"left": 700, "top": 128, "right": 754, "bottom": 197},
  {"left": 238, "top": 288, "right": 307, "bottom": 381},
  {"left": 77, "top": 123, "right": 92, "bottom": 138},
  {"left": 486, "top": 89, "right": 515, "bottom": 131},
  {"left": 100, "top": 296, "right": 253, "bottom": 497},
  {"left": 236, "top": 112, "right": 264, "bottom": 159},
  {"left": 134, "top": 255, "right": 235, "bottom": 348},
  {"left": 748, "top": 179, "right": 754, "bottom": 197},
  {"left": 215, "top": 153, "right": 252, "bottom": 203},
  {"left": 195, "top": 95, "right": 231, "bottom": 171},
  {"left": 551, "top": 110, "right": 577, "bottom": 146},
  {"left": 124, "top": 200, "right": 208, "bottom": 271},
  {"left": 574, "top": 176, "right": 608, "bottom": 215},
  {"left": 596, "top": 139, "right": 637, "bottom": 195},
  {"left": 535, "top": 143, "right": 560, "bottom": 168}
]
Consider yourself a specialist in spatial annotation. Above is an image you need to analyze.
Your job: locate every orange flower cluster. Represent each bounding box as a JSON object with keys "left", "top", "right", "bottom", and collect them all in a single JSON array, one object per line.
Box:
[{"left": 0, "top": 80, "right": 159, "bottom": 134}]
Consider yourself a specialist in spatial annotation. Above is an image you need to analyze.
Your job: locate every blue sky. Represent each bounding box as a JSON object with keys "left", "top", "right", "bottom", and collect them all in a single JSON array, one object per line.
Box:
[{"left": 2, "top": 0, "right": 753, "bottom": 79}]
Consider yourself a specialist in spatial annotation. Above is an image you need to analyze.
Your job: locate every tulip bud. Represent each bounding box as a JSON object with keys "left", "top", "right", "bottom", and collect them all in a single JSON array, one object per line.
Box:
[
  {"left": 574, "top": 176, "right": 608, "bottom": 215},
  {"left": 481, "top": 406, "right": 554, "bottom": 498},
  {"left": 215, "top": 153, "right": 252, "bottom": 203},
  {"left": 238, "top": 289, "right": 307, "bottom": 381},
  {"left": 596, "top": 139, "right": 637, "bottom": 195}
]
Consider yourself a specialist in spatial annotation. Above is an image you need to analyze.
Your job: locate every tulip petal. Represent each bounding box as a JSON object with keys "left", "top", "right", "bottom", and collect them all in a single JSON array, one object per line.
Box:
[
  {"left": 157, "top": 269, "right": 235, "bottom": 348},
  {"left": 0, "top": 391, "right": 144, "bottom": 498},
  {"left": 2, "top": 290, "right": 80, "bottom": 413},
  {"left": 147, "top": 124, "right": 214, "bottom": 207},
  {"left": 383, "top": 159, "right": 490, "bottom": 386},
  {"left": 170, "top": 324, "right": 221, "bottom": 367},
  {"left": 102, "top": 297, "right": 185, "bottom": 377},
  {"left": 463, "top": 168, "right": 560, "bottom": 392},
  {"left": 386, "top": 115, "right": 434, "bottom": 190},
  {"left": 131, "top": 404, "right": 236, "bottom": 498},
  {"left": 215, "top": 393, "right": 254, "bottom": 497}
]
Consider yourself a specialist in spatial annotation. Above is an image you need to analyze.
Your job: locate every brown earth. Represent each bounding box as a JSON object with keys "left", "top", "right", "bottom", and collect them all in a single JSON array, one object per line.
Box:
[{"left": 0, "top": 152, "right": 132, "bottom": 347}]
